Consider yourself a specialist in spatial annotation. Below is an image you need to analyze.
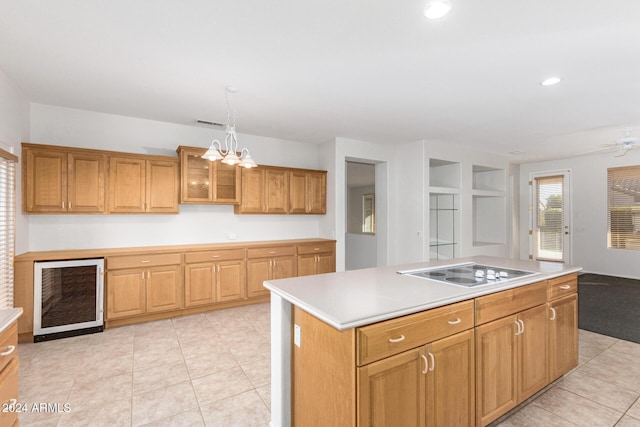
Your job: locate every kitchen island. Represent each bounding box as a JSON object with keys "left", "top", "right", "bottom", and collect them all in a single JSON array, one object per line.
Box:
[{"left": 265, "top": 256, "right": 582, "bottom": 427}]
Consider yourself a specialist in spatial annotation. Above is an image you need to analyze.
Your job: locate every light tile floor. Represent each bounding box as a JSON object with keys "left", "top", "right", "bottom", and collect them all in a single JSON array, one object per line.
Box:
[{"left": 16, "top": 304, "right": 640, "bottom": 426}]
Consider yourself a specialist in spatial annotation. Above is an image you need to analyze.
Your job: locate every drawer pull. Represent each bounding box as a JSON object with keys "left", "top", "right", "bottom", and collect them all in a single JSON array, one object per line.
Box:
[
  {"left": 314, "top": 248, "right": 320, "bottom": 251},
  {"left": 447, "top": 318, "right": 462, "bottom": 325},
  {"left": 269, "top": 251, "right": 276, "bottom": 254},
  {"left": 140, "top": 260, "right": 151, "bottom": 264},
  {"left": 212, "top": 255, "right": 220, "bottom": 258},
  {"left": 560, "top": 285, "right": 571, "bottom": 290},
  {"left": 421, "top": 354, "right": 429, "bottom": 374},
  {"left": 388, "top": 335, "right": 406, "bottom": 343},
  {"left": 428, "top": 352, "right": 435, "bottom": 372},
  {"left": 550, "top": 307, "right": 557, "bottom": 321},
  {"left": 0, "top": 345, "right": 15, "bottom": 356}
]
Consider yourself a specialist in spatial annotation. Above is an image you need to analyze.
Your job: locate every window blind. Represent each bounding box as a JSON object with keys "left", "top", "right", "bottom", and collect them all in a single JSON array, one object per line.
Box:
[
  {"left": 0, "top": 148, "right": 17, "bottom": 309},
  {"left": 608, "top": 166, "right": 640, "bottom": 250},
  {"left": 535, "top": 175, "right": 564, "bottom": 261}
]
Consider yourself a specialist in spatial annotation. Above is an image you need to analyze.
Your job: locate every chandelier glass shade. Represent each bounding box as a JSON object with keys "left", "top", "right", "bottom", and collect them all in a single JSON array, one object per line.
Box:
[{"left": 202, "top": 87, "right": 257, "bottom": 168}]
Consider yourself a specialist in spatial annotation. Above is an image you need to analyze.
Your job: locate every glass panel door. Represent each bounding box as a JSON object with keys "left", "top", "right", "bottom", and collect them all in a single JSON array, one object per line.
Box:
[{"left": 532, "top": 172, "right": 571, "bottom": 262}]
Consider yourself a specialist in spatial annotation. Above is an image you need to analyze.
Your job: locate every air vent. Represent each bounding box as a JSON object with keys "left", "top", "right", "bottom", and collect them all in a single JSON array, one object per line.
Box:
[{"left": 195, "top": 120, "right": 224, "bottom": 127}]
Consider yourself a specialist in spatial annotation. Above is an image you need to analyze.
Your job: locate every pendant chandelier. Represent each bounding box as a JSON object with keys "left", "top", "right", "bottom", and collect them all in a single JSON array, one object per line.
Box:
[{"left": 202, "top": 86, "right": 257, "bottom": 168}]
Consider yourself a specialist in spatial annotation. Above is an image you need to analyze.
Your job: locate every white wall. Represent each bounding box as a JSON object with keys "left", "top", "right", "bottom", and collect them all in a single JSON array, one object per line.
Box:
[
  {"left": 0, "top": 68, "right": 30, "bottom": 254},
  {"left": 519, "top": 150, "right": 640, "bottom": 278},
  {"left": 345, "top": 234, "right": 377, "bottom": 270},
  {"left": 25, "top": 104, "right": 327, "bottom": 252}
]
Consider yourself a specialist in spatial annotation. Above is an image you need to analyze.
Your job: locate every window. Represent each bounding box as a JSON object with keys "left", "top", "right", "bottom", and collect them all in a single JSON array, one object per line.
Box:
[
  {"left": 362, "top": 193, "right": 375, "bottom": 233},
  {"left": 0, "top": 147, "right": 17, "bottom": 309},
  {"left": 534, "top": 175, "right": 564, "bottom": 261},
  {"left": 608, "top": 166, "right": 640, "bottom": 250}
]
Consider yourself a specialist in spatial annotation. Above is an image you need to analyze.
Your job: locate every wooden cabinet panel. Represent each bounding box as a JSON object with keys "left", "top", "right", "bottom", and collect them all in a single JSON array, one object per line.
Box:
[
  {"left": 0, "top": 322, "right": 17, "bottom": 374},
  {"left": 296, "top": 253, "right": 318, "bottom": 277},
  {"left": 107, "top": 253, "right": 182, "bottom": 270},
  {"left": 517, "top": 304, "right": 548, "bottom": 402},
  {"left": 247, "top": 258, "right": 271, "bottom": 298},
  {"left": 425, "top": 329, "right": 475, "bottom": 427},
  {"left": 68, "top": 152, "right": 106, "bottom": 213},
  {"left": 288, "top": 170, "right": 307, "bottom": 213},
  {"left": 297, "top": 242, "right": 336, "bottom": 277},
  {"left": 247, "top": 250, "right": 296, "bottom": 298},
  {"left": 475, "top": 281, "right": 547, "bottom": 325},
  {"left": 216, "top": 260, "right": 246, "bottom": 301},
  {"left": 108, "top": 156, "right": 146, "bottom": 213},
  {"left": 185, "top": 263, "right": 215, "bottom": 307},
  {"left": 358, "top": 348, "right": 426, "bottom": 427},
  {"left": 106, "top": 269, "right": 147, "bottom": 319},
  {"left": 548, "top": 294, "right": 578, "bottom": 381},
  {"left": 0, "top": 357, "right": 19, "bottom": 427},
  {"left": 476, "top": 315, "right": 518, "bottom": 426},
  {"left": 265, "top": 168, "right": 288, "bottom": 213},
  {"left": 146, "top": 265, "right": 182, "bottom": 313},
  {"left": 306, "top": 170, "right": 327, "bottom": 214},
  {"left": 24, "top": 148, "right": 67, "bottom": 213},
  {"left": 147, "top": 160, "right": 179, "bottom": 213},
  {"left": 317, "top": 252, "right": 336, "bottom": 275},
  {"left": 547, "top": 273, "right": 578, "bottom": 301},
  {"left": 357, "top": 300, "right": 474, "bottom": 366},
  {"left": 185, "top": 249, "right": 245, "bottom": 264},
  {"left": 237, "top": 168, "right": 265, "bottom": 213}
]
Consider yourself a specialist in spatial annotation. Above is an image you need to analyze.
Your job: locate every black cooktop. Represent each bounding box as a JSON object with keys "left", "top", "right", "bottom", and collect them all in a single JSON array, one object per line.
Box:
[{"left": 399, "top": 263, "right": 537, "bottom": 287}]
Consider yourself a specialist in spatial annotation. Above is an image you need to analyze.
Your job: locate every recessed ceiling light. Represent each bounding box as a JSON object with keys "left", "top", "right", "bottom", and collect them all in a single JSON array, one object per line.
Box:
[
  {"left": 540, "top": 76, "right": 562, "bottom": 86},
  {"left": 424, "top": 0, "right": 452, "bottom": 19}
]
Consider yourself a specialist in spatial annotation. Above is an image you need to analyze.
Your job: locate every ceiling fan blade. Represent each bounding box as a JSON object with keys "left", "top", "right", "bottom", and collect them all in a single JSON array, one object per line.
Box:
[{"left": 614, "top": 147, "right": 630, "bottom": 157}]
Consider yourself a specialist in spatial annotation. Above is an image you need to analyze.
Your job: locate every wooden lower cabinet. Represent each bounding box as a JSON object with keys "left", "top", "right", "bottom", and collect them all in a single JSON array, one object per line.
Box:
[
  {"left": 358, "top": 329, "right": 475, "bottom": 427},
  {"left": 0, "top": 321, "right": 20, "bottom": 427},
  {"left": 475, "top": 304, "right": 548, "bottom": 426},
  {"left": 548, "top": 294, "right": 578, "bottom": 381},
  {"left": 247, "top": 245, "right": 297, "bottom": 298},
  {"left": 185, "top": 260, "right": 246, "bottom": 306},
  {"left": 106, "top": 262, "right": 182, "bottom": 320},
  {"left": 297, "top": 242, "right": 336, "bottom": 276}
]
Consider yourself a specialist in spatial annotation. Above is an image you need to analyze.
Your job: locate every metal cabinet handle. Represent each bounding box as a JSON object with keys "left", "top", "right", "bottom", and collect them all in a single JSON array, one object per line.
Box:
[
  {"left": 314, "top": 248, "right": 320, "bottom": 251},
  {"left": 428, "top": 352, "right": 435, "bottom": 372},
  {"left": 141, "top": 260, "right": 151, "bottom": 264},
  {"left": 388, "top": 335, "right": 405, "bottom": 343},
  {"left": 62, "top": 201, "right": 65, "bottom": 209},
  {"left": 519, "top": 319, "right": 525, "bottom": 335},
  {"left": 0, "top": 345, "right": 15, "bottom": 356},
  {"left": 560, "top": 285, "right": 571, "bottom": 290},
  {"left": 212, "top": 255, "right": 220, "bottom": 258},
  {"left": 421, "top": 354, "right": 429, "bottom": 374},
  {"left": 514, "top": 320, "right": 522, "bottom": 336},
  {"left": 269, "top": 251, "right": 276, "bottom": 254},
  {"left": 550, "top": 307, "right": 557, "bottom": 321},
  {"left": 447, "top": 318, "right": 461, "bottom": 325}
]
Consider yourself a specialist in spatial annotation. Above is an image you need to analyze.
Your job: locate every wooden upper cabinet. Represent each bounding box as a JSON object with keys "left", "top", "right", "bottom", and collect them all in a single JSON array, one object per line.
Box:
[
  {"left": 289, "top": 170, "right": 327, "bottom": 214},
  {"left": 176, "top": 146, "right": 241, "bottom": 204},
  {"left": 23, "top": 144, "right": 106, "bottom": 213},
  {"left": 236, "top": 166, "right": 326, "bottom": 214},
  {"left": 108, "top": 156, "right": 179, "bottom": 213}
]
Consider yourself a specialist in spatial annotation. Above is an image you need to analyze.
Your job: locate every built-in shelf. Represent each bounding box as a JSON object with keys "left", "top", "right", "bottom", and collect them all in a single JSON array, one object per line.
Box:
[
  {"left": 430, "top": 193, "right": 459, "bottom": 260},
  {"left": 430, "top": 159, "right": 460, "bottom": 190},
  {"left": 472, "top": 165, "right": 505, "bottom": 192}
]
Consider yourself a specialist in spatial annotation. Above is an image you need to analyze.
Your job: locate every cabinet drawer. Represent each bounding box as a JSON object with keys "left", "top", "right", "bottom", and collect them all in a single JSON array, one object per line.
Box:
[
  {"left": 548, "top": 273, "right": 578, "bottom": 301},
  {"left": 107, "top": 253, "right": 182, "bottom": 269},
  {"left": 297, "top": 242, "right": 335, "bottom": 255},
  {"left": 357, "top": 300, "right": 474, "bottom": 366},
  {"left": 185, "top": 249, "right": 246, "bottom": 264},
  {"left": 247, "top": 246, "right": 296, "bottom": 259},
  {"left": 0, "top": 322, "right": 17, "bottom": 374},
  {"left": 475, "top": 281, "right": 547, "bottom": 325}
]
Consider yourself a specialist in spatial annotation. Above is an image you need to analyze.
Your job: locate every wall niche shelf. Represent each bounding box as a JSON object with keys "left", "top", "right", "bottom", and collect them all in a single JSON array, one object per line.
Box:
[
  {"left": 472, "top": 165, "right": 505, "bottom": 194},
  {"left": 429, "top": 193, "right": 459, "bottom": 260},
  {"left": 429, "top": 159, "right": 460, "bottom": 190}
]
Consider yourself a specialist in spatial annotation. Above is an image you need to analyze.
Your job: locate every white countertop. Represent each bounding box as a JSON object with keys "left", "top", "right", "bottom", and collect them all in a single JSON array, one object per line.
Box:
[
  {"left": 0, "top": 308, "right": 22, "bottom": 333},
  {"left": 264, "top": 256, "right": 582, "bottom": 330}
]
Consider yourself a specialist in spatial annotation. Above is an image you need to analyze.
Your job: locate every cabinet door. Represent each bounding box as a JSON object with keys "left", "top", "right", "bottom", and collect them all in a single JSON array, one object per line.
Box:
[
  {"left": 425, "top": 329, "right": 475, "bottom": 427},
  {"left": 288, "top": 171, "right": 307, "bottom": 213},
  {"left": 68, "top": 152, "right": 106, "bottom": 213},
  {"left": 185, "top": 263, "right": 215, "bottom": 307},
  {"left": 181, "top": 149, "right": 213, "bottom": 202},
  {"left": 108, "top": 156, "right": 146, "bottom": 213},
  {"left": 146, "top": 265, "right": 182, "bottom": 313},
  {"left": 272, "top": 255, "right": 296, "bottom": 280},
  {"left": 147, "top": 159, "right": 179, "bottom": 213},
  {"left": 297, "top": 254, "right": 317, "bottom": 277},
  {"left": 246, "top": 258, "right": 271, "bottom": 298},
  {"left": 517, "top": 305, "right": 549, "bottom": 402},
  {"left": 265, "top": 169, "right": 288, "bottom": 213},
  {"left": 316, "top": 252, "right": 335, "bottom": 274},
  {"left": 0, "top": 357, "right": 19, "bottom": 427},
  {"left": 213, "top": 162, "right": 241, "bottom": 204},
  {"left": 107, "top": 269, "right": 146, "bottom": 319},
  {"left": 24, "top": 149, "right": 67, "bottom": 212},
  {"left": 307, "top": 170, "right": 326, "bottom": 214},
  {"left": 475, "top": 315, "right": 518, "bottom": 426},
  {"left": 216, "top": 260, "right": 246, "bottom": 302},
  {"left": 358, "top": 348, "right": 426, "bottom": 427},
  {"left": 238, "top": 168, "right": 265, "bottom": 213},
  {"left": 548, "top": 294, "right": 578, "bottom": 381}
]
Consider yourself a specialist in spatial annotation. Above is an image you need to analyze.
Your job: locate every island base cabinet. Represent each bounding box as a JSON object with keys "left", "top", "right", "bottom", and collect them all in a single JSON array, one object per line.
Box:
[
  {"left": 548, "top": 294, "right": 578, "bottom": 381},
  {"left": 358, "top": 348, "right": 426, "bottom": 427}
]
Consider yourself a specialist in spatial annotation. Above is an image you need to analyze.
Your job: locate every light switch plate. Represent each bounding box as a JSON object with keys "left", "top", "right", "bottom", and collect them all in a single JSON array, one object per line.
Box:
[{"left": 294, "top": 324, "right": 301, "bottom": 348}]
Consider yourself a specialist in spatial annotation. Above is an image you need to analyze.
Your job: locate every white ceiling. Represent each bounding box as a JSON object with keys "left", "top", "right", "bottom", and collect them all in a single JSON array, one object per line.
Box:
[{"left": 2, "top": 0, "right": 640, "bottom": 163}]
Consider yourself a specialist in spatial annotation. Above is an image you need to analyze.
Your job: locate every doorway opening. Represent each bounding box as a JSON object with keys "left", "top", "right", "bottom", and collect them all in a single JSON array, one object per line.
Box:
[{"left": 345, "top": 161, "right": 377, "bottom": 270}]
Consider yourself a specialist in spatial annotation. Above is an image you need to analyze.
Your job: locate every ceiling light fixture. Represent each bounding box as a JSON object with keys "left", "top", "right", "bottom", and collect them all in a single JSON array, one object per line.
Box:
[
  {"left": 202, "top": 86, "right": 257, "bottom": 168},
  {"left": 540, "top": 76, "right": 562, "bottom": 86},
  {"left": 423, "top": 0, "right": 452, "bottom": 19}
]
